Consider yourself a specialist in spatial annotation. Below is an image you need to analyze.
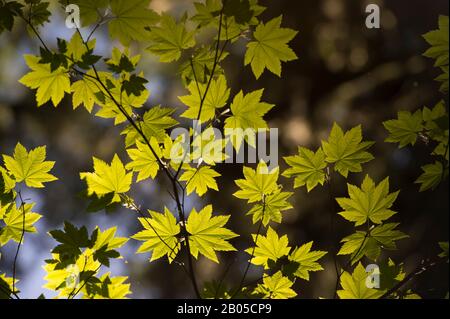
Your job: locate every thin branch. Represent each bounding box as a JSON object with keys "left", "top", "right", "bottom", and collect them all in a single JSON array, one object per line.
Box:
[
  {"left": 231, "top": 196, "right": 266, "bottom": 298},
  {"left": 379, "top": 256, "right": 447, "bottom": 299},
  {"left": 12, "top": 191, "right": 27, "bottom": 299},
  {"left": 326, "top": 169, "right": 341, "bottom": 299},
  {"left": 120, "top": 195, "right": 186, "bottom": 269}
]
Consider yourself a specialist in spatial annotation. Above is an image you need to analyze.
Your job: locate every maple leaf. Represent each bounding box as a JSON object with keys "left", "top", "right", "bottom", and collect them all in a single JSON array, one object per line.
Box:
[
  {"left": 121, "top": 106, "right": 178, "bottom": 147},
  {"left": 179, "top": 165, "right": 221, "bottom": 196},
  {"left": 383, "top": 110, "right": 423, "bottom": 148},
  {"left": 0, "top": 202, "right": 41, "bottom": 246},
  {"left": 438, "top": 242, "right": 449, "bottom": 259},
  {"left": 71, "top": 70, "right": 102, "bottom": 113},
  {"left": 179, "top": 45, "right": 229, "bottom": 85},
  {"left": 224, "top": 89, "right": 274, "bottom": 150},
  {"left": 415, "top": 161, "right": 447, "bottom": 192},
  {"left": 80, "top": 154, "right": 132, "bottom": 203},
  {"left": 322, "top": 123, "right": 374, "bottom": 178},
  {"left": 108, "top": 0, "right": 159, "bottom": 45},
  {"left": 234, "top": 161, "right": 279, "bottom": 203},
  {"left": 337, "top": 263, "right": 385, "bottom": 299},
  {"left": 132, "top": 208, "right": 181, "bottom": 263},
  {"left": 244, "top": 16, "right": 298, "bottom": 79},
  {"left": 0, "top": 273, "right": 17, "bottom": 299},
  {"left": 339, "top": 223, "right": 408, "bottom": 264},
  {"left": 186, "top": 205, "right": 238, "bottom": 263},
  {"left": 2, "top": 143, "right": 57, "bottom": 188},
  {"left": 254, "top": 271, "right": 297, "bottom": 299},
  {"left": 19, "top": 54, "right": 71, "bottom": 107},
  {"left": 95, "top": 76, "right": 149, "bottom": 125},
  {"left": 126, "top": 138, "right": 161, "bottom": 182},
  {"left": 246, "top": 190, "right": 292, "bottom": 226},
  {"left": 68, "top": 0, "right": 108, "bottom": 26},
  {"left": 246, "top": 227, "right": 290, "bottom": 269},
  {"left": 288, "top": 241, "right": 327, "bottom": 281},
  {"left": 283, "top": 147, "right": 327, "bottom": 192},
  {"left": 147, "top": 14, "right": 196, "bottom": 62},
  {"left": 94, "top": 273, "right": 132, "bottom": 299},
  {"left": 336, "top": 175, "right": 400, "bottom": 226},
  {"left": 179, "top": 75, "right": 230, "bottom": 122},
  {"left": 92, "top": 226, "right": 128, "bottom": 252},
  {"left": 423, "top": 15, "right": 449, "bottom": 93}
]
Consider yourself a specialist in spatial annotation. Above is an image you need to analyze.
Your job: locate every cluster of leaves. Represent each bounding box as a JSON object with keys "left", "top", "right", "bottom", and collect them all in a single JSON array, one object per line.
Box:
[
  {"left": 0, "top": 0, "right": 50, "bottom": 35},
  {"left": 0, "top": 143, "right": 57, "bottom": 298},
  {"left": 423, "top": 15, "right": 449, "bottom": 93},
  {"left": 283, "top": 123, "right": 374, "bottom": 191},
  {"left": 0, "top": 0, "right": 447, "bottom": 300},
  {"left": 383, "top": 16, "right": 449, "bottom": 192},
  {"left": 231, "top": 161, "right": 326, "bottom": 298},
  {"left": 44, "top": 223, "right": 130, "bottom": 298},
  {"left": 384, "top": 101, "right": 449, "bottom": 191},
  {"left": 282, "top": 123, "right": 420, "bottom": 299}
]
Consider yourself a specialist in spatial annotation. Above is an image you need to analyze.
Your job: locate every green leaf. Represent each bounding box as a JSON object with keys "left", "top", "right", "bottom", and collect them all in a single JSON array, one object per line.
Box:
[
  {"left": 95, "top": 76, "right": 150, "bottom": 125},
  {"left": 234, "top": 161, "right": 279, "bottom": 203},
  {"left": 283, "top": 147, "right": 327, "bottom": 191},
  {"left": 254, "top": 271, "right": 297, "bottom": 299},
  {"left": 246, "top": 227, "right": 290, "bottom": 269},
  {"left": 109, "top": 0, "right": 159, "bottom": 45},
  {"left": 71, "top": 71, "right": 101, "bottom": 113},
  {"left": 224, "top": 89, "right": 274, "bottom": 150},
  {"left": 146, "top": 14, "right": 196, "bottom": 62},
  {"left": 423, "top": 15, "right": 449, "bottom": 93},
  {"left": 438, "top": 242, "right": 449, "bottom": 259},
  {"left": 121, "top": 106, "right": 178, "bottom": 147},
  {"left": 336, "top": 175, "right": 399, "bottom": 226},
  {"left": 66, "top": 32, "right": 97, "bottom": 64},
  {"left": 339, "top": 223, "right": 408, "bottom": 264},
  {"left": 415, "top": 161, "right": 447, "bottom": 192},
  {"left": 337, "top": 263, "right": 385, "bottom": 299},
  {"left": 0, "top": 202, "right": 41, "bottom": 246},
  {"left": 201, "top": 281, "right": 231, "bottom": 299},
  {"left": 244, "top": 16, "right": 298, "bottom": 79},
  {"left": 49, "top": 222, "right": 91, "bottom": 260},
  {"left": 179, "top": 75, "right": 230, "bottom": 122},
  {"left": 191, "top": 0, "right": 222, "bottom": 28},
  {"left": 19, "top": 54, "right": 71, "bottom": 107},
  {"left": 322, "top": 123, "right": 374, "bottom": 178},
  {"left": 186, "top": 205, "right": 238, "bottom": 263},
  {"left": 179, "top": 165, "right": 221, "bottom": 196},
  {"left": 28, "top": 1, "right": 50, "bottom": 28},
  {"left": 3, "top": 142, "right": 57, "bottom": 188},
  {"left": 179, "top": 45, "right": 229, "bottom": 85},
  {"left": 0, "top": 1, "right": 23, "bottom": 33},
  {"left": 0, "top": 273, "right": 18, "bottom": 299},
  {"left": 68, "top": 0, "right": 108, "bottom": 26},
  {"left": 126, "top": 138, "right": 161, "bottom": 182},
  {"left": 288, "top": 241, "right": 327, "bottom": 281},
  {"left": 0, "top": 167, "right": 16, "bottom": 194},
  {"left": 122, "top": 74, "right": 148, "bottom": 97},
  {"left": 92, "top": 226, "right": 128, "bottom": 252},
  {"left": 246, "top": 190, "right": 292, "bottom": 226},
  {"left": 80, "top": 154, "right": 132, "bottom": 203},
  {"left": 132, "top": 208, "right": 181, "bottom": 263},
  {"left": 383, "top": 110, "right": 423, "bottom": 148}
]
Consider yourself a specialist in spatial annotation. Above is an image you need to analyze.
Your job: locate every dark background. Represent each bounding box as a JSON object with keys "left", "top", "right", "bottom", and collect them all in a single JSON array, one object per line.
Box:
[{"left": 0, "top": 0, "right": 448, "bottom": 298}]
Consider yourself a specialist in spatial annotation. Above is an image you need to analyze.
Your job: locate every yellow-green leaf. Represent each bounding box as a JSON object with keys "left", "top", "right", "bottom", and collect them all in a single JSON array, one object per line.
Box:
[
  {"left": 19, "top": 55, "right": 71, "bottom": 107},
  {"left": 3, "top": 143, "right": 57, "bottom": 188}
]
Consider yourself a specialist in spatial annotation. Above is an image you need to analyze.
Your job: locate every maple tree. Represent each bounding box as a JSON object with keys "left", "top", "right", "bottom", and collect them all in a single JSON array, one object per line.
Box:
[{"left": 0, "top": 0, "right": 448, "bottom": 301}]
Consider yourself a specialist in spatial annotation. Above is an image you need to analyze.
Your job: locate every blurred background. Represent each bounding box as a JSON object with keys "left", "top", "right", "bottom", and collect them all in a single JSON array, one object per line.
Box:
[{"left": 0, "top": 0, "right": 448, "bottom": 298}]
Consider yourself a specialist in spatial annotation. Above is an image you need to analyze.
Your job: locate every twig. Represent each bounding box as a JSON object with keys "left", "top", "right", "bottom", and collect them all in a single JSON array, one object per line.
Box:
[
  {"left": 231, "top": 196, "right": 266, "bottom": 298},
  {"left": 12, "top": 191, "right": 27, "bottom": 299},
  {"left": 379, "top": 256, "right": 446, "bottom": 299}
]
